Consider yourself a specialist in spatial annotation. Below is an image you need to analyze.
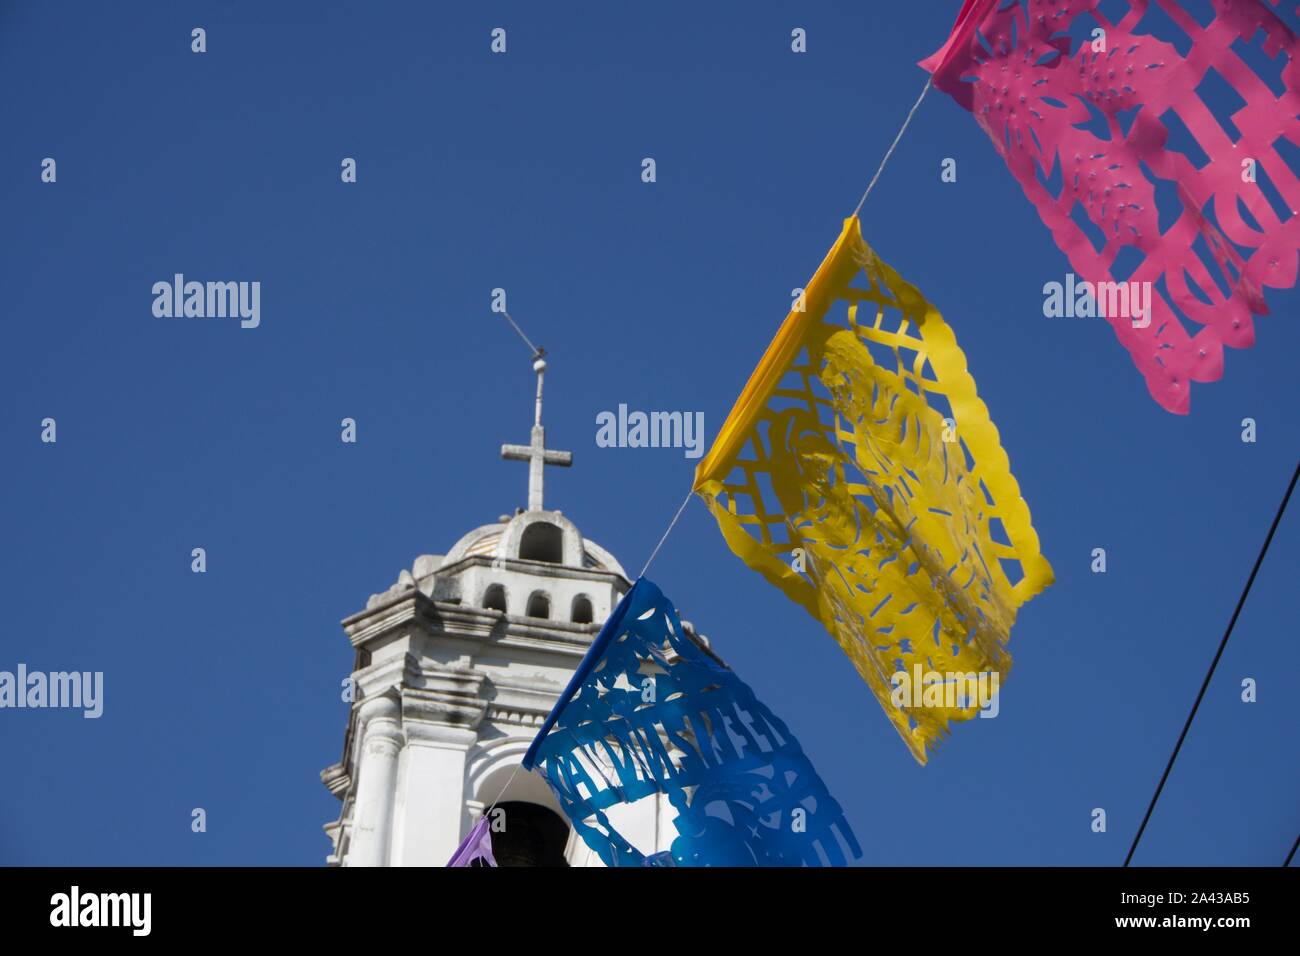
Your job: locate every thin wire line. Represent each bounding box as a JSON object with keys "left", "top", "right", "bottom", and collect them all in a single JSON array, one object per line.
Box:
[
  {"left": 500, "top": 310, "right": 544, "bottom": 358},
  {"left": 488, "top": 78, "right": 927, "bottom": 846},
  {"left": 468, "top": 760, "right": 524, "bottom": 866},
  {"left": 1284, "top": 832, "right": 1299, "bottom": 867},
  {"left": 484, "top": 761, "right": 523, "bottom": 819},
  {"left": 638, "top": 488, "right": 694, "bottom": 580},
  {"left": 1124, "top": 460, "right": 1299, "bottom": 867},
  {"left": 851, "top": 77, "right": 933, "bottom": 218},
  {"left": 628, "top": 80, "right": 931, "bottom": 587}
]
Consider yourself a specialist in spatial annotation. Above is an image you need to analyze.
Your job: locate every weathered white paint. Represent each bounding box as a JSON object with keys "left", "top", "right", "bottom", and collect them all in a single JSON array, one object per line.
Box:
[{"left": 322, "top": 362, "right": 712, "bottom": 866}]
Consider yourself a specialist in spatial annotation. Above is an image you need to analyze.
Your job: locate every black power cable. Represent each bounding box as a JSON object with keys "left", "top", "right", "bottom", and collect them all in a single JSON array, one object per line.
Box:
[{"left": 1124, "top": 460, "right": 1300, "bottom": 868}]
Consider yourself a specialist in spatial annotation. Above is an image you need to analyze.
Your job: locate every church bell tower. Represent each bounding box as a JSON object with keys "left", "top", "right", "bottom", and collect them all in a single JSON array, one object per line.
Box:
[{"left": 320, "top": 356, "right": 683, "bottom": 866}]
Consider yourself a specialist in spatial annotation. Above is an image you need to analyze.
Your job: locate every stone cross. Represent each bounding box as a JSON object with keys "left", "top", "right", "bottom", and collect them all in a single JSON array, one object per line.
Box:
[{"left": 501, "top": 357, "right": 571, "bottom": 512}]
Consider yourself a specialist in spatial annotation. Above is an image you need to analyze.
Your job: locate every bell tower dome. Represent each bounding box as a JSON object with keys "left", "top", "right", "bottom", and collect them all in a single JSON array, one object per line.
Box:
[{"left": 320, "top": 356, "right": 680, "bottom": 866}]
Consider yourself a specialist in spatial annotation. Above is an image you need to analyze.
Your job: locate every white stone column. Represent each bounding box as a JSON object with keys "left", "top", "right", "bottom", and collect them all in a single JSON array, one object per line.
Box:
[
  {"left": 390, "top": 723, "right": 477, "bottom": 866},
  {"left": 348, "top": 696, "right": 403, "bottom": 867}
]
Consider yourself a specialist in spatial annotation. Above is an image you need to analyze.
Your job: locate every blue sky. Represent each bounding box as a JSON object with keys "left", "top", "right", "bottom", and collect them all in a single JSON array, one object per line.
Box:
[{"left": 1, "top": 1, "right": 1295, "bottom": 866}]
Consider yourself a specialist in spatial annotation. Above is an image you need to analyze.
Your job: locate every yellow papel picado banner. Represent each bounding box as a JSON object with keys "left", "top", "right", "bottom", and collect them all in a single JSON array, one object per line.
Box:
[{"left": 693, "top": 217, "right": 1052, "bottom": 763}]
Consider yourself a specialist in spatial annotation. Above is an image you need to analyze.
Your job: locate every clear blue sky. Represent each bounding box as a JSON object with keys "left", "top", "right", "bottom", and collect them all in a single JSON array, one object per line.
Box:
[{"left": 1, "top": 1, "right": 1295, "bottom": 866}]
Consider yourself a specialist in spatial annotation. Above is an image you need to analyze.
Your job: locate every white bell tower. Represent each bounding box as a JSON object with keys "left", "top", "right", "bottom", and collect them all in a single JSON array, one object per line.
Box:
[{"left": 320, "top": 357, "right": 684, "bottom": 866}]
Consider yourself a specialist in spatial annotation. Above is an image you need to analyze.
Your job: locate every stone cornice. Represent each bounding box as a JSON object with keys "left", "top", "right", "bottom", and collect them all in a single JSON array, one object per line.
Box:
[
  {"left": 482, "top": 678, "right": 570, "bottom": 729},
  {"left": 340, "top": 588, "right": 601, "bottom": 653},
  {"left": 320, "top": 761, "right": 351, "bottom": 799},
  {"left": 435, "top": 553, "right": 630, "bottom": 588},
  {"left": 353, "top": 656, "right": 410, "bottom": 701},
  {"left": 341, "top": 589, "right": 439, "bottom": 647},
  {"left": 400, "top": 657, "right": 488, "bottom": 729},
  {"left": 488, "top": 618, "right": 596, "bottom": 655}
]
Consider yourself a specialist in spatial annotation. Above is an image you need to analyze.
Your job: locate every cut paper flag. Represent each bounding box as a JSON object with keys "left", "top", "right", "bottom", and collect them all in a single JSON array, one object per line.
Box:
[
  {"left": 521, "top": 577, "right": 861, "bottom": 867},
  {"left": 922, "top": 0, "right": 1300, "bottom": 413},
  {"left": 693, "top": 217, "right": 1052, "bottom": 764},
  {"left": 446, "top": 816, "right": 497, "bottom": 867}
]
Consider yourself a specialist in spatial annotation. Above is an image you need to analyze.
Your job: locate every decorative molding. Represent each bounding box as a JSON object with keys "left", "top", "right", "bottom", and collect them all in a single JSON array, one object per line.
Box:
[
  {"left": 320, "top": 762, "right": 351, "bottom": 799},
  {"left": 399, "top": 656, "right": 488, "bottom": 729},
  {"left": 434, "top": 553, "right": 629, "bottom": 589},
  {"left": 342, "top": 586, "right": 603, "bottom": 650},
  {"left": 485, "top": 706, "right": 548, "bottom": 727}
]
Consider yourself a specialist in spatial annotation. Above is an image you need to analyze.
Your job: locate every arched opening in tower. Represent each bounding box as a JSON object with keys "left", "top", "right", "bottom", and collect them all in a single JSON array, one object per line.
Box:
[
  {"left": 478, "top": 802, "right": 571, "bottom": 867},
  {"left": 571, "top": 594, "right": 594, "bottom": 624},
  {"left": 482, "top": 583, "right": 507, "bottom": 612},
  {"left": 526, "top": 591, "right": 551, "bottom": 619},
  {"left": 519, "top": 522, "right": 563, "bottom": 563}
]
